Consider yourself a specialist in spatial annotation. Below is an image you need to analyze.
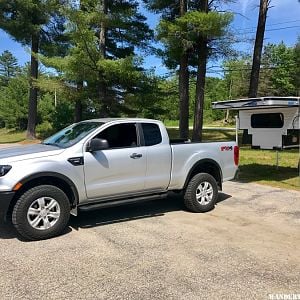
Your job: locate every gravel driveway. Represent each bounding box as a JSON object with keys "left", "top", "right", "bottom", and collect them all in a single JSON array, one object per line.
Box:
[{"left": 0, "top": 181, "right": 299, "bottom": 300}]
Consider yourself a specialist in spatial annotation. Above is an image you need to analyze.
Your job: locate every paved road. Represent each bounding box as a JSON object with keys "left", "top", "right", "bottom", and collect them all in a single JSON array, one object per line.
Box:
[{"left": 0, "top": 182, "right": 299, "bottom": 300}]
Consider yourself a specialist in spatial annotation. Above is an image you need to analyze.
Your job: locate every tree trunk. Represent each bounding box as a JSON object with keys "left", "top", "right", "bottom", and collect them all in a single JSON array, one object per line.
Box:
[
  {"left": 192, "top": 0, "right": 208, "bottom": 142},
  {"left": 26, "top": 33, "right": 39, "bottom": 139},
  {"left": 178, "top": 0, "right": 189, "bottom": 139},
  {"left": 74, "top": 100, "right": 83, "bottom": 122},
  {"left": 75, "top": 81, "right": 83, "bottom": 122},
  {"left": 99, "top": 0, "right": 109, "bottom": 117},
  {"left": 248, "top": 0, "right": 270, "bottom": 98},
  {"left": 192, "top": 37, "right": 208, "bottom": 142},
  {"left": 99, "top": 0, "right": 107, "bottom": 58}
]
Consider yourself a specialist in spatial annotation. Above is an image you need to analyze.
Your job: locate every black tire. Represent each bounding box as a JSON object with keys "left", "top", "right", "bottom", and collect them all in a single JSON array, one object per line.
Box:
[
  {"left": 184, "top": 173, "right": 218, "bottom": 213},
  {"left": 12, "top": 185, "right": 70, "bottom": 241}
]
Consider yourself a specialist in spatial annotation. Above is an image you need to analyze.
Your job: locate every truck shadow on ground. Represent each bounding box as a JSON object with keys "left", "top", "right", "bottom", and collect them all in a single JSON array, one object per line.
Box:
[
  {"left": 69, "top": 192, "right": 231, "bottom": 230},
  {"left": 0, "top": 192, "right": 231, "bottom": 240},
  {"left": 0, "top": 221, "right": 72, "bottom": 241}
]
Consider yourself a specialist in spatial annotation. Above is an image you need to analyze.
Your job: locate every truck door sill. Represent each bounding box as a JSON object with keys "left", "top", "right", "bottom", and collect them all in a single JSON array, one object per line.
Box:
[{"left": 78, "top": 193, "right": 168, "bottom": 212}]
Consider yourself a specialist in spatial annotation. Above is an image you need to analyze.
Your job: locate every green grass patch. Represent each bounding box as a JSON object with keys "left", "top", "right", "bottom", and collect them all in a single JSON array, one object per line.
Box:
[
  {"left": 238, "top": 148, "right": 299, "bottom": 191},
  {"left": 0, "top": 128, "right": 26, "bottom": 143}
]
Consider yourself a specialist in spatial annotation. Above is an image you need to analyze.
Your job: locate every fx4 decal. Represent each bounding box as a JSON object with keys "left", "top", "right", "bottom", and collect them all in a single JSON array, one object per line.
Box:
[{"left": 221, "top": 146, "right": 233, "bottom": 151}]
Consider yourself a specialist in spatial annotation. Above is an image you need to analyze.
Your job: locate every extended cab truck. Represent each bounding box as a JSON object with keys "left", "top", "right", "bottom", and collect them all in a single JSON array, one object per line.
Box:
[{"left": 0, "top": 119, "right": 239, "bottom": 240}]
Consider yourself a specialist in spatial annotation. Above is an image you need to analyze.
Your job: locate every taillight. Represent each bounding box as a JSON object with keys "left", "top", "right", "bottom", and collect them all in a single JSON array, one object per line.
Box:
[{"left": 234, "top": 146, "right": 239, "bottom": 166}]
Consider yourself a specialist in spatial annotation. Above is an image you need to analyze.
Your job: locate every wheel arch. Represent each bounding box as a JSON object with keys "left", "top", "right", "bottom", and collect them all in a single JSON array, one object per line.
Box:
[
  {"left": 184, "top": 159, "right": 223, "bottom": 190},
  {"left": 9, "top": 172, "right": 79, "bottom": 213}
]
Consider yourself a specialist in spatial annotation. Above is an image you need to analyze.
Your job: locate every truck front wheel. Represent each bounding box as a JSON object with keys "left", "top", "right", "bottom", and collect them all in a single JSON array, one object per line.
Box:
[
  {"left": 184, "top": 173, "right": 218, "bottom": 213},
  {"left": 12, "top": 185, "right": 70, "bottom": 241}
]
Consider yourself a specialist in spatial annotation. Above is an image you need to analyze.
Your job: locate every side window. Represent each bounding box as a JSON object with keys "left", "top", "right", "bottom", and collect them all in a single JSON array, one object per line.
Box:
[
  {"left": 142, "top": 123, "right": 162, "bottom": 146},
  {"left": 251, "top": 113, "right": 284, "bottom": 128},
  {"left": 95, "top": 123, "right": 138, "bottom": 148}
]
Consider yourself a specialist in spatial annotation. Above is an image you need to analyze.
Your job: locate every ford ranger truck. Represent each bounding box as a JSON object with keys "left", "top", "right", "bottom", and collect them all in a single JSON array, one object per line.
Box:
[{"left": 0, "top": 119, "right": 239, "bottom": 240}]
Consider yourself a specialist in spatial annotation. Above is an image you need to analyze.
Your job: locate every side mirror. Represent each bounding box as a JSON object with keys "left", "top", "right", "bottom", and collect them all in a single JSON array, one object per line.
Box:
[{"left": 87, "top": 138, "right": 109, "bottom": 152}]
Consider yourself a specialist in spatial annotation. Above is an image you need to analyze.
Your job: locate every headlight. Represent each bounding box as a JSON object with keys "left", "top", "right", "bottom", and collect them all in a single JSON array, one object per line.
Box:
[{"left": 0, "top": 165, "right": 12, "bottom": 177}]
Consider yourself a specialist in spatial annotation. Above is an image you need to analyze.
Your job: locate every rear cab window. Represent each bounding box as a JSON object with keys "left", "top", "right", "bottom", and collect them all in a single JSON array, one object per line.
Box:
[{"left": 141, "top": 123, "right": 162, "bottom": 146}]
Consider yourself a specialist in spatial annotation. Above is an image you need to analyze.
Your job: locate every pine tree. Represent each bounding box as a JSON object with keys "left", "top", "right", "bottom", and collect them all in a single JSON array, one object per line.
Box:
[
  {"left": 150, "top": 0, "right": 233, "bottom": 141},
  {"left": 0, "top": 50, "right": 19, "bottom": 86},
  {"left": 179, "top": 0, "right": 190, "bottom": 139},
  {"left": 0, "top": 0, "right": 68, "bottom": 138},
  {"left": 190, "top": 3, "right": 233, "bottom": 141},
  {"left": 146, "top": 0, "right": 191, "bottom": 139},
  {"left": 43, "top": 0, "right": 153, "bottom": 118}
]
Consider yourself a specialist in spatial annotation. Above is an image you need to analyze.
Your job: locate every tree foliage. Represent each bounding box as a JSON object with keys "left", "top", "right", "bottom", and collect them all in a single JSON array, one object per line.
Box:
[
  {"left": 224, "top": 42, "right": 299, "bottom": 98},
  {"left": 0, "top": 50, "right": 19, "bottom": 85},
  {"left": 146, "top": 0, "right": 233, "bottom": 141},
  {"left": 0, "top": 1, "right": 298, "bottom": 141},
  {"left": 0, "top": 0, "right": 69, "bottom": 138},
  {"left": 262, "top": 43, "right": 297, "bottom": 95},
  {"left": 41, "top": 0, "right": 154, "bottom": 119},
  {"left": 0, "top": 0, "right": 68, "bottom": 53}
]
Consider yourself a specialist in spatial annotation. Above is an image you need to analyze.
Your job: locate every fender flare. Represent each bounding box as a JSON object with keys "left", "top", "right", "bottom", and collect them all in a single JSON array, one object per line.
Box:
[
  {"left": 183, "top": 158, "right": 223, "bottom": 190},
  {"left": 16, "top": 171, "right": 79, "bottom": 206}
]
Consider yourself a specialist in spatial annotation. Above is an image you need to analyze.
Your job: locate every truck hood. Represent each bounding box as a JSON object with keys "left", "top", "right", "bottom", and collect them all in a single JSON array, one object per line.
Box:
[{"left": 0, "top": 144, "right": 65, "bottom": 163}]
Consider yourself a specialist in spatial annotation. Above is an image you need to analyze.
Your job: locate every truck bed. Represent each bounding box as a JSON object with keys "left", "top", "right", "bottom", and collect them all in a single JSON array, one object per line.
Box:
[{"left": 168, "top": 141, "right": 238, "bottom": 190}]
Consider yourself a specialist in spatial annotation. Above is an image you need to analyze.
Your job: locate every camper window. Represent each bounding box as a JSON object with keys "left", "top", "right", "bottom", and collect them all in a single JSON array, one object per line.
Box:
[{"left": 251, "top": 113, "right": 284, "bottom": 128}]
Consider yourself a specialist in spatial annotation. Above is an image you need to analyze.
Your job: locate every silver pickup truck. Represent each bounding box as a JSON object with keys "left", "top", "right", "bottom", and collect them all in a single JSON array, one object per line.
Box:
[{"left": 0, "top": 118, "right": 238, "bottom": 240}]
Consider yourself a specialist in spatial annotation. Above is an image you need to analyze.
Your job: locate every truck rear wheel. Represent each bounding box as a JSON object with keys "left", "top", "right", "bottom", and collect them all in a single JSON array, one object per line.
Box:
[
  {"left": 12, "top": 185, "right": 70, "bottom": 241},
  {"left": 184, "top": 173, "right": 218, "bottom": 213}
]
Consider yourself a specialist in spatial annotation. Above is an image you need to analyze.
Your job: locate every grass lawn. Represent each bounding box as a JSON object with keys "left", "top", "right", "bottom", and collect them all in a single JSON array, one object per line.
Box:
[
  {"left": 238, "top": 148, "right": 299, "bottom": 191},
  {"left": 0, "top": 128, "right": 26, "bottom": 143}
]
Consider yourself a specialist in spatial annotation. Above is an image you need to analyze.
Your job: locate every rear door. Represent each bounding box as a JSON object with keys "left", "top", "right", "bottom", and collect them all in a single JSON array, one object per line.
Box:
[
  {"left": 84, "top": 123, "right": 146, "bottom": 200},
  {"left": 140, "top": 122, "right": 172, "bottom": 192}
]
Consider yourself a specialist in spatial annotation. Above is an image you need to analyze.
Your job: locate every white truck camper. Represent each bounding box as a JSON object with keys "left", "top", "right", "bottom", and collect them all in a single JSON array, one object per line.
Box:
[{"left": 212, "top": 96, "right": 300, "bottom": 150}]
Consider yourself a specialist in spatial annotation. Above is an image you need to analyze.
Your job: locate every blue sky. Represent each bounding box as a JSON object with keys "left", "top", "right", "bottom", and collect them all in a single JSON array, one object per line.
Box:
[{"left": 0, "top": 0, "right": 299, "bottom": 77}]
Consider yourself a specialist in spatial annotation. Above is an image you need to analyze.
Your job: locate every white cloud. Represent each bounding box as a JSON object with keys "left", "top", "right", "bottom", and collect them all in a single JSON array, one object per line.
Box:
[{"left": 241, "top": 0, "right": 254, "bottom": 15}]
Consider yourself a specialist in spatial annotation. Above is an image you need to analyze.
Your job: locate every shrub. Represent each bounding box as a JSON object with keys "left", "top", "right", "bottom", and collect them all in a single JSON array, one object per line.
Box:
[{"left": 36, "top": 121, "right": 54, "bottom": 139}]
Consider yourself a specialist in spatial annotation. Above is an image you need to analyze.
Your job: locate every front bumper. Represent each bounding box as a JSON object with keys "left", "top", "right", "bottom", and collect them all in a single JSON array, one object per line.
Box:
[{"left": 0, "top": 191, "right": 15, "bottom": 223}]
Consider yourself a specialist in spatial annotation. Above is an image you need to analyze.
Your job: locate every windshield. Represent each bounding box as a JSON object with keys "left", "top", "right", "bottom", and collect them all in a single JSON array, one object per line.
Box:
[{"left": 43, "top": 122, "right": 104, "bottom": 148}]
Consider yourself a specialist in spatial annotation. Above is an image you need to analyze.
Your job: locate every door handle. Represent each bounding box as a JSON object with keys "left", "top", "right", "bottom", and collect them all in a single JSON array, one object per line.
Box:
[{"left": 130, "top": 153, "right": 142, "bottom": 159}]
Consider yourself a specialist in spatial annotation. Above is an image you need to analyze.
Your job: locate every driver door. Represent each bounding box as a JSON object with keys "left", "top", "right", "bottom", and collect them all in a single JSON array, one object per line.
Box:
[{"left": 83, "top": 123, "right": 146, "bottom": 200}]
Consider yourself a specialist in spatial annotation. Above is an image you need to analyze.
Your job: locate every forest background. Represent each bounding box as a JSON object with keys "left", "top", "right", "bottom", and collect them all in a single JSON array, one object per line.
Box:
[{"left": 0, "top": 0, "right": 299, "bottom": 140}]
